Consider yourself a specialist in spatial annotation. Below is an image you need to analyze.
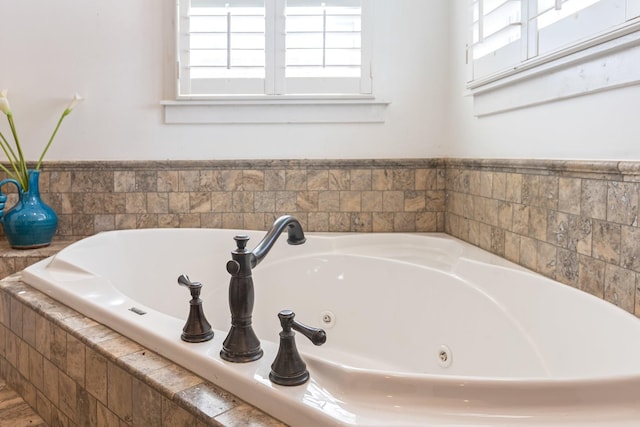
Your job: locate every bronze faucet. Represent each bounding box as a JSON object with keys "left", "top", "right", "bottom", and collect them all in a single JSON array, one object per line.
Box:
[{"left": 220, "top": 215, "right": 306, "bottom": 363}]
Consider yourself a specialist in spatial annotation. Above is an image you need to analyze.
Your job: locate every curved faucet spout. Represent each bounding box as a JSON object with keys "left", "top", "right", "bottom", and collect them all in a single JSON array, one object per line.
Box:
[{"left": 251, "top": 215, "right": 306, "bottom": 268}]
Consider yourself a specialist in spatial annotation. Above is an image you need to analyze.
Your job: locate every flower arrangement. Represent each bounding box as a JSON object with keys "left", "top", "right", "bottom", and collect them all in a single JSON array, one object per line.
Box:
[{"left": 0, "top": 90, "right": 82, "bottom": 191}]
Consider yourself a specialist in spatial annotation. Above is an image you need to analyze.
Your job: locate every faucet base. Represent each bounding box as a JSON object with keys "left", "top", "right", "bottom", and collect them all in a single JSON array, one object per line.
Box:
[
  {"left": 220, "top": 348, "right": 264, "bottom": 363},
  {"left": 220, "top": 325, "right": 263, "bottom": 363}
]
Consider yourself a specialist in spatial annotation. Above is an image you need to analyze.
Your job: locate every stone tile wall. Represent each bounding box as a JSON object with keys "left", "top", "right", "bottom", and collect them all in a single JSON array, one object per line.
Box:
[
  {"left": 445, "top": 159, "right": 640, "bottom": 317},
  {"left": 13, "top": 159, "right": 446, "bottom": 242}
]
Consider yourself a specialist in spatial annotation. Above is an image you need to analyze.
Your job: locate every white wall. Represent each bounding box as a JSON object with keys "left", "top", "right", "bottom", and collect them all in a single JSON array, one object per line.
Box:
[
  {"left": 0, "top": 0, "right": 450, "bottom": 161},
  {"left": 447, "top": 1, "right": 640, "bottom": 161}
]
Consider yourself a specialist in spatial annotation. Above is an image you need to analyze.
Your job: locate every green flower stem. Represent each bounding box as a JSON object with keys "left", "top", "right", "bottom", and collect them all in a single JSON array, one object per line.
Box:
[
  {"left": 7, "top": 114, "right": 28, "bottom": 190},
  {"left": 36, "top": 110, "right": 68, "bottom": 171},
  {"left": 0, "top": 130, "right": 21, "bottom": 170}
]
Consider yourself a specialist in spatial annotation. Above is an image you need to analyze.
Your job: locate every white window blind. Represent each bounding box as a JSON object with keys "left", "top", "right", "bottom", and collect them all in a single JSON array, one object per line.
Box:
[
  {"left": 177, "top": 0, "right": 371, "bottom": 97},
  {"left": 469, "top": 0, "right": 640, "bottom": 82}
]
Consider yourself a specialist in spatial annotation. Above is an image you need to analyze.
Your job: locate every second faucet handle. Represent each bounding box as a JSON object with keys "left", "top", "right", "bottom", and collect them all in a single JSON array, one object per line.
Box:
[{"left": 269, "top": 310, "right": 326, "bottom": 386}]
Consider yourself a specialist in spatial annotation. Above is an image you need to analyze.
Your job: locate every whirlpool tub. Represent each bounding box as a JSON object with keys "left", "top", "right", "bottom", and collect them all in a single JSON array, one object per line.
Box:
[{"left": 21, "top": 227, "right": 640, "bottom": 426}]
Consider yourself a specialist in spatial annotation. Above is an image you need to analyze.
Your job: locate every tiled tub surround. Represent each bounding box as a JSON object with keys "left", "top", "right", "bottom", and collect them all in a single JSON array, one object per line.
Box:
[
  {"left": 0, "top": 273, "right": 284, "bottom": 426},
  {"left": 2, "top": 158, "right": 640, "bottom": 425},
  {"left": 446, "top": 159, "right": 640, "bottom": 317}
]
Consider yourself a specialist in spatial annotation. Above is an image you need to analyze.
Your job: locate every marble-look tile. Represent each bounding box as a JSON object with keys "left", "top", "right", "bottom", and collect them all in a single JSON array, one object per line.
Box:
[
  {"left": 547, "top": 211, "right": 569, "bottom": 248},
  {"left": 382, "top": 191, "right": 404, "bottom": 212},
  {"left": 567, "top": 215, "right": 592, "bottom": 256},
  {"left": 132, "top": 378, "right": 162, "bottom": 427},
  {"left": 107, "top": 361, "right": 133, "bottom": 423},
  {"left": 581, "top": 179, "right": 607, "bottom": 220},
  {"left": 621, "top": 225, "right": 640, "bottom": 272},
  {"left": 307, "top": 169, "right": 329, "bottom": 191},
  {"left": 558, "top": 177, "right": 581, "bottom": 215},
  {"left": 176, "top": 382, "right": 236, "bottom": 419},
  {"left": 592, "top": 220, "right": 621, "bottom": 264},
  {"left": 350, "top": 169, "right": 372, "bottom": 190},
  {"left": 340, "top": 191, "right": 362, "bottom": 212},
  {"left": 58, "top": 371, "right": 77, "bottom": 423},
  {"left": 606, "top": 181, "right": 638, "bottom": 226},
  {"left": 538, "top": 176, "right": 559, "bottom": 210},
  {"left": 85, "top": 347, "right": 108, "bottom": 404},
  {"left": 242, "top": 170, "right": 265, "bottom": 191},
  {"left": 578, "top": 255, "right": 605, "bottom": 298},
  {"left": 214, "top": 402, "right": 287, "bottom": 427},
  {"left": 285, "top": 170, "right": 307, "bottom": 191},
  {"left": 147, "top": 364, "right": 204, "bottom": 398},
  {"left": 528, "top": 207, "right": 547, "bottom": 241},
  {"left": 556, "top": 249, "right": 578, "bottom": 286},
  {"left": 604, "top": 263, "right": 636, "bottom": 313},
  {"left": 512, "top": 204, "right": 529, "bottom": 235}
]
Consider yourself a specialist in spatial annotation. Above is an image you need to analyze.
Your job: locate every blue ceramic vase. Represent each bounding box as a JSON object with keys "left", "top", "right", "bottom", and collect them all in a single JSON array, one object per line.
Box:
[{"left": 0, "top": 170, "right": 58, "bottom": 249}]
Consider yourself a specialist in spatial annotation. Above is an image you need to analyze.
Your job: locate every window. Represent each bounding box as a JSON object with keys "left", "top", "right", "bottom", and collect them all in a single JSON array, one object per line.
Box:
[
  {"left": 467, "top": 0, "right": 640, "bottom": 116},
  {"left": 176, "top": 0, "right": 372, "bottom": 97},
  {"left": 469, "top": 0, "right": 640, "bottom": 82}
]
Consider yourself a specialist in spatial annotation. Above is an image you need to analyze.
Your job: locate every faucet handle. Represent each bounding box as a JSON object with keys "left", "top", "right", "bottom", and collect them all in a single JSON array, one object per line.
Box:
[
  {"left": 177, "top": 274, "right": 214, "bottom": 343},
  {"left": 279, "top": 309, "right": 327, "bottom": 345},
  {"left": 178, "top": 274, "right": 202, "bottom": 298},
  {"left": 270, "top": 309, "right": 326, "bottom": 386}
]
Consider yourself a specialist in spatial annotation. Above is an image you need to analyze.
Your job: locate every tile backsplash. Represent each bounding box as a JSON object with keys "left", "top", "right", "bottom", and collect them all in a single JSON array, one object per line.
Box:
[
  {"left": 446, "top": 159, "right": 640, "bottom": 317},
  {"left": 20, "top": 159, "right": 446, "bottom": 240}
]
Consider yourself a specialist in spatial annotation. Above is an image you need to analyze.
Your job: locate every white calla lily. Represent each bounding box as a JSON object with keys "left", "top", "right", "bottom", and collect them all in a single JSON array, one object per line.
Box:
[{"left": 0, "top": 90, "right": 11, "bottom": 116}]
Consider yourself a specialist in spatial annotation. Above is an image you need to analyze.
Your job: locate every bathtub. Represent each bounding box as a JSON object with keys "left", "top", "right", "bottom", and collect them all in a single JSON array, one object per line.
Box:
[{"left": 21, "top": 228, "right": 640, "bottom": 426}]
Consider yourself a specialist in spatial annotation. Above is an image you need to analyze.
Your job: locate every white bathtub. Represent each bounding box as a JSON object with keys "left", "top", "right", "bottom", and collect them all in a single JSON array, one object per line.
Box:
[{"left": 22, "top": 228, "right": 640, "bottom": 426}]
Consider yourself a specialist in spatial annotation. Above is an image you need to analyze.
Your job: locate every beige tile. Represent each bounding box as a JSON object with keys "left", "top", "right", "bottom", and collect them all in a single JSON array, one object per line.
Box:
[
  {"left": 329, "top": 169, "right": 350, "bottom": 190},
  {"left": 621, "top": 225, "right": 640, "bottom": 272},
  {"left": 147, "top": 364, "right": 203, "bottom": 398},
  {"left": 592, "top": 220, "right": 621, "bottom": 264},
  {"left": 604, "top": 263, "right": 636, "bottom": 313},
  {"left": 107, "top": 362, "right": 133, "bottom": 423},
  {"left": 328, "top": 212, "right": 351, "bottom": 232},
  {"left": 162, "top": 397, "right": 197, "bottom": 427},
  {"left": 394, "top": 213, "right": 416, "bottom": 232},
  {"left": 578, "top": 255, "right": 605, "bottom": 298},
  {"left": 307, "top": 169, "right": 329, "bottom": 191},
  {"left": 285, "top": 170, "right": 307, "bottom": 191},
  {"left": 264, "top": 170, "right": 286, "bottom": 191},
  {"left": 556, "top": 248, "right": 578, "bottom": 286},
  {"left": 371, "top": 169, "right": 393, "bottom": 191},
  {"left": 242, "top": 170, "right": 265, "bottom": 191},
  {"left": 296, "top": 191, "right": 319, "bottom": 212},
  {"left": 581, "top": 179, "right": 607, "bottom": 220},
  {"left": 58, "top": 371, "right": 77, "bottom": 423},
  {"left": 339, "top": 191, "right": 362, "bottom": 212},
  {"left": 567, "top": 215, "right": 592, "bottom": 256},
  {"left": 214, "top": 402, "right": 287, "bottom": 427},
  {"left": 42, "top": 358, "right": 59, "bottom": 406},
  {"left": 86, "top": 348, "right": 108, "bottom": 404},
  {"left": 558, "top": 177, "right": 581, "bottom": 215},
  {"left": 519, "top": 236, "right": 537, "bottom": 271},
  {"left": 132, "top": 378, "right": 162, "bottom": 427},
  {"left": 607, "top": 181, "right": 638, "bottom": 225},
  {"left": 350, "top": 169, "right": 372, "bottom": 190}
]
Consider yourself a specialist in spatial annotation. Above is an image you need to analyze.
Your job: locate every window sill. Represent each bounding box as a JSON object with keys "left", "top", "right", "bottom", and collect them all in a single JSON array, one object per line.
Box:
[
  {"left": 467, "top": 23, "right": 640, "bottom": 117},
  {"left": 161, "top": 96, "right": 390, "bottom": 124}
]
